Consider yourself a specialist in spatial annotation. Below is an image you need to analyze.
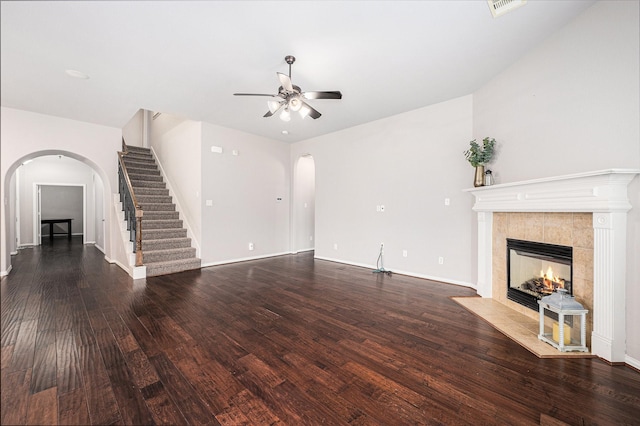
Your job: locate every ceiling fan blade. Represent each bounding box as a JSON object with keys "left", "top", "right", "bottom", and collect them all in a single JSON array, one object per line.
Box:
[
  {"left": 234, "top": 93, "right": 277, "bottom": 97},
  {"left": 299, "top": 100, "right": 322, "bottom": 119},
  {"left": 277, "top": 73, "right": 294, "bottom": 92},
  {"left": 263, "top": 101, "right": 285, "bottom": 118},
  {"left": 302, "top": 91, "right": 342, "bottom": 100}
]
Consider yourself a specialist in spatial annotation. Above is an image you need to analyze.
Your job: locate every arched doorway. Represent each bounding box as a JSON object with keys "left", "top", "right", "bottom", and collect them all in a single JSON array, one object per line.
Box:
[
  {"left": 293, "top": 154, "right": 316, "bottom": 253},
  {"left": 2, "top": 150, "right": 110, "bottom": 275}
]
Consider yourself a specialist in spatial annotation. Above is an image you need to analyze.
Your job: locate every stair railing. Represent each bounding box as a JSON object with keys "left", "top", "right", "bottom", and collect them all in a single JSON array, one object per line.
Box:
[{"left": 118, "top": 144, "right": 144, "bottom": 267}]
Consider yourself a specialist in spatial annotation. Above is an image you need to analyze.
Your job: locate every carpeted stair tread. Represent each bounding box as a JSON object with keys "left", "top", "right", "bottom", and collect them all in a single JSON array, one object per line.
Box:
[
  {"left": 142, "top": 237, "right": 192, "bottom": 251},
  {"left": 132, "top": 181, "right": 166, "bottom": 189},
  {"left": 133, "top": 187, "right": 169, "bottom": 196},
  {"left": 145, "top": 258, "right": 201, "bottom": 277},
  {"left": 123, "top": 160, "right": 158, "bottom": 170},
  {"left": 142, "top": 211, "right": 180, "bottom": 220},
  {"left": 138, "top": 203, "right": 176, "bottom": 212},
  {"left": 142, "top": 219, "right": 183, "bottom": 229},
  {"left": 137, "top": 194, "right": 173, "bottom": 204},
  {"left": 143, "top": 247, "right": 196, "bottom": 263},
  {"left": 142, "top": 228, "right": 188, "bottom": 239},
  {"left": 124, "top": 151, "right": 153, "bottom": 159},
  {"left": 126, "top": 146, "right": 152, "bottom": 154},
  {"left": 125, "top": 157, "right": 154, "bottom": 165},
  {"left": 127, "top": 170, "right": 164, "bottom": 182},
  {"left": 127, "top": 168, "right": 161, "bottom": 177}
]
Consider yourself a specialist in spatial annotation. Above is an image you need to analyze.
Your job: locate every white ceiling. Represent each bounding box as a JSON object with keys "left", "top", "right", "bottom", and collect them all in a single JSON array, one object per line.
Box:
[{"left": 1, "top": 1, "right": 596, "bottom": 143}]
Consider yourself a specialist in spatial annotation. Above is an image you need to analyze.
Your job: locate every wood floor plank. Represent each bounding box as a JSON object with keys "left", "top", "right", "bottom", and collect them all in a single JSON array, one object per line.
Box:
[
  {"left": 93, "top": 324, "right": 155, "bottom": 425},
  {"left": 2, "top": 239, "right": 640, "bottom": 425},
  {"left": 30, "top": 326, "right": 57, "bottom": 394},
  {"left": 0, "top": 368, "right": 31, "bottom": 425},
  {"left": 26, "top": 386, "right": 58, "bottom": 426},
  {"left": 1, "top": 344, "right": 14, "bottom": 369},
  {"left": 8, "top": 319, "right": 38, "bottom": 373},
  {"left": 77, "top": 343, "right": 122, "bottom": 425},
  {"left": 148, "top": 352, "right": 220, "bottom": 425},
  {"left": 140, "top": 380, "right": 189, "bottom": 425},
  {"left": 58, "top": 387, "right": 90, "bottom": 425},
  {"left": 55, "top": 329, "right": 83, "bottom": 394}
]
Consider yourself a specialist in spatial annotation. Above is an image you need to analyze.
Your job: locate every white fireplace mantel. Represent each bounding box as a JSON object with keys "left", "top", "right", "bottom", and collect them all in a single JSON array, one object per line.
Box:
[{"left": 464, "top": 169, "right": 640, "bottom": 363}]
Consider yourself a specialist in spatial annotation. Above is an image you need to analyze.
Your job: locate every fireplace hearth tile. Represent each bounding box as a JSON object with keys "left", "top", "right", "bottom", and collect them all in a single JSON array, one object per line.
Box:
[{"left": 452, "top": 297, "right": 593, "bottom": 359}]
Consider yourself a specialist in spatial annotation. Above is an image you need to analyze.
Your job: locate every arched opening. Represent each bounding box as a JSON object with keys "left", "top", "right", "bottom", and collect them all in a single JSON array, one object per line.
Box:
[
  {"left": 293, "top": 154, "right": 316, "bottom": 253},
  {"left": 3, "top": 150, "right": 110, "bottom": 275}
]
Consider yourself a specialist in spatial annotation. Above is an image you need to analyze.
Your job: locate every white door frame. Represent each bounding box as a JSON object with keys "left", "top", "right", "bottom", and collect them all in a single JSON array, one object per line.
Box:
[{"left": 33, "top": 183, "right": 87, "bottom": 245}]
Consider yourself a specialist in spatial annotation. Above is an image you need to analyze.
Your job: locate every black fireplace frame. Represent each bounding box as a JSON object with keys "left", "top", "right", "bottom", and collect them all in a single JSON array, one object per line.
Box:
[{"left": 506, "top": 238, "right": 573, "bottom": 311}]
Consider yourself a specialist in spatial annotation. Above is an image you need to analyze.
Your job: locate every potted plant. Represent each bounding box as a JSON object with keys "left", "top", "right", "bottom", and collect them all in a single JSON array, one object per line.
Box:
[{"left": 464, "top": 137, "right": 495, "bottom": 187}]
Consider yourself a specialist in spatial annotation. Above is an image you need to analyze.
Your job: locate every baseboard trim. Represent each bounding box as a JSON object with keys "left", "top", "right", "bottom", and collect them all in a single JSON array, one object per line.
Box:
[
  {"left": 94, "top": 244, "right": 105, "bottom": 254},
  {"left": 295, "top": 247, "right": 315, "bottom": 253},
  {"left": 0, "top": 264, "right": 13, "bottom": 277},
  {"left": 313, "top": 255, "right": 476, "bottom": 290},
  {"left": 201, "top": 251, "right": 293, "bottom": 268},
  {"left": 625, "top": 354, "right": 640, "bottom": 371},
  {"left": 112, "top": 259, "right": 133, "bottom": 277}
]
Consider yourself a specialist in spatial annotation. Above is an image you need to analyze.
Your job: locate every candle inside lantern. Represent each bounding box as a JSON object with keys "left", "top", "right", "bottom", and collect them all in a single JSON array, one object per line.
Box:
[{"left": 553, "top": 322, "right": 571, "bottom": 345}]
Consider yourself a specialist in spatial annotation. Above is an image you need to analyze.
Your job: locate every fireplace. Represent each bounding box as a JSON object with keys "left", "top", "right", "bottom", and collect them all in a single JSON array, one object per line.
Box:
[
  {"left": 507, "top": 239, "right": 572, "bottom": 312},
  {"left": 464, "top": 169, "right": 639, "bottom": 362}
]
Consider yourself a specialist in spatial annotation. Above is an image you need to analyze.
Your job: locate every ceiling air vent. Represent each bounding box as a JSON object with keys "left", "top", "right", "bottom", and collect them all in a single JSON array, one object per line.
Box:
[{"left": 487, "top": 0, "right": 527, "bottom": 18}]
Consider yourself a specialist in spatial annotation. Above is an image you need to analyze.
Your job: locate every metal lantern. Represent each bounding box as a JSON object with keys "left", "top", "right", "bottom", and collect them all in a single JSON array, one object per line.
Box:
[{"left": 538, "top": 288, "right": 588, "bottom": 352}]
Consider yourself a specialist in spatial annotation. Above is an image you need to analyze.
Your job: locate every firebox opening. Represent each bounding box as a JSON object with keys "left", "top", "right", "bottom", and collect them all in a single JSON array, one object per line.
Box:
[{"left": 506, "top": 239, "right": 573, "bottom": 312}]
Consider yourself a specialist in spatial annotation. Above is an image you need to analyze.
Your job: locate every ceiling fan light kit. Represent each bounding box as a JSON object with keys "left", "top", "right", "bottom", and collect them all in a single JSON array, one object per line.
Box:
[{"left": 234, "top": 55, "right": 342, "bottom": 121}]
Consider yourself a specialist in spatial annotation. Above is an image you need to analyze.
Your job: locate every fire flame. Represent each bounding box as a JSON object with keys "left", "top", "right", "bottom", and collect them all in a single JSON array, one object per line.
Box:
[{"left": 540, "top": 266, "right": 565, "bottom": 290}]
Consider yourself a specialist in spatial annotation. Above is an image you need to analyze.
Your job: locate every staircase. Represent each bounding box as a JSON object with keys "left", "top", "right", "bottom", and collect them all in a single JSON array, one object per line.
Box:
[{"left": 121, "top": 145, "right": 201, "bottom": 277}]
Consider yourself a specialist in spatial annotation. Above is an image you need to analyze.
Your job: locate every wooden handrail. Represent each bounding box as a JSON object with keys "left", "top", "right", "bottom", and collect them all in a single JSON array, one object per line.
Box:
[{"left": 118, "top": 151, "right": 144, "bottom": 267}]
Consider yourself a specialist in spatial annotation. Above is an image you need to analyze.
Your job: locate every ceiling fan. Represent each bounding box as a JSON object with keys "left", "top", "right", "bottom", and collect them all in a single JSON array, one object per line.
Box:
[{"left": 234, "top": 55, "right": 342, "bottom": 121}]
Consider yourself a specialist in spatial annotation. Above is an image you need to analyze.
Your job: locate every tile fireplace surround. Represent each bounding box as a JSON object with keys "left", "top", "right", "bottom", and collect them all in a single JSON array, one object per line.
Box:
[{"left": 465, "top": 169, "right": 639, "bottom": 363}]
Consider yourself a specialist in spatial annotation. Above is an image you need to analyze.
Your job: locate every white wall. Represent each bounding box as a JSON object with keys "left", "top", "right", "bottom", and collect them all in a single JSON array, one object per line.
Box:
[
  {"left": 1, "top": 107, "right": 121, "bottom": 275},
  {"left": 17, "top": 156, "right": 93, "bottom": 244},
  {"left": 94, "top": 171, "right": 105, "bottom": 251},
  {"left": 122, "top": 109, "right": 144, "bottom": 148},
  {"left": 292, "top": 155, "right": 315, "bottom": 252},
  {"left": 201, "top": 123, "right": 291, "bottom": 265},
  {"left": 472, "top": 1, "right": 640, "bottom": 361},
  {"left": 292, "top": 95, "right": 475, "bottom": 286},
  {"left": 8, "top": 174, "right": 17, "bottom": 255},
  {"left": 149, "top": 114, "right": 202, "bottom": 250}
]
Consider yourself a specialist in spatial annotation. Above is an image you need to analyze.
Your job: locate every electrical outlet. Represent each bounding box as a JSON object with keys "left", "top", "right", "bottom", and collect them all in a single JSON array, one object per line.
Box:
[
  {"left": 333, "top": 243, "right": 338, "bottom": 250},
  {"left": 402, "top": 250, "right": 408, "bottom": 257},
  {"left": 376, "top": 205, "right": 381, "bottom": 212},
  {"left": 380, "top": 205, "right": 385, "bottom": 212},
  {"left": 438, "top": 256, "right": 444, "bottom": 265},
  {"left": 249, "top": 242, "right": 254, "bottom": 251},
  {"left": 444, "top": 198, "right": 450, "bottom": 206},
  {"left": 310, "top": 235, "right": 313, "bottom": 241}
]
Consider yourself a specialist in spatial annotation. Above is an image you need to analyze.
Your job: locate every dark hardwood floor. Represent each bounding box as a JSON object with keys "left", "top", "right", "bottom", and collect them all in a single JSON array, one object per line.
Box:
[{"left": 1, "top": 238, "right": 639, "bottom": 425}]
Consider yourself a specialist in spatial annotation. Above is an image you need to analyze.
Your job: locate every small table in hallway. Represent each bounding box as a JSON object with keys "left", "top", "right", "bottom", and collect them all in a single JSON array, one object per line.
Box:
[{"left": 41, "top": 218, "right": 72, "bottom": 240}]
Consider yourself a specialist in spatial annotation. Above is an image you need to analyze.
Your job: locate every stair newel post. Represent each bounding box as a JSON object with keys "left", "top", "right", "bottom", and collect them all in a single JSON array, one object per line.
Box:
[{"left": 135, "top": 209, "right": 143, "bottom": 267}]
